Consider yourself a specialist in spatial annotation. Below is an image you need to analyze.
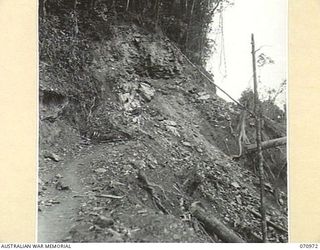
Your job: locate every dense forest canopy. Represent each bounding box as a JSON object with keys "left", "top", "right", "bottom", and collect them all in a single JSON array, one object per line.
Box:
[{"left": 40, "top": 0, "right": 230, "bottom": 66}]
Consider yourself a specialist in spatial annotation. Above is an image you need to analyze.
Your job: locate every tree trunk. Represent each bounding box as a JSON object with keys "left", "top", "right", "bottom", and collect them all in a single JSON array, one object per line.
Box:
[
  {"left": 245, "top": 137, "right": 287, "bottom": 152},
  {"left": 251, "top": 33, "right": 268, "bottom": 242},
  {"left": 185, "top": 0, "right": 195, "bottom": 52},
  {"left": 191, "top": 203, "right": 245, "bottom": 243}
]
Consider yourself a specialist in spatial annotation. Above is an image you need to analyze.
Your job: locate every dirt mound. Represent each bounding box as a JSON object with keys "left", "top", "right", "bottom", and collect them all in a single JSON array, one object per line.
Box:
[{"left": 38, "top": 14, "right": 287, "bottom": 243}]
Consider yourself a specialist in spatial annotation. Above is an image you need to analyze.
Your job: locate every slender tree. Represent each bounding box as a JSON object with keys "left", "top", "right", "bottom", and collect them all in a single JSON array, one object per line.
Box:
[{"left": 251, "top": 33, "right": 268, "bottom": 242}]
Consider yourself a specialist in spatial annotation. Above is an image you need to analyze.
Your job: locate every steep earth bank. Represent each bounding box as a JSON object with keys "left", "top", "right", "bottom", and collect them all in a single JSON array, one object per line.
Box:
[{"left": 38, "top": 15, "right": 287, "bottom": 243}]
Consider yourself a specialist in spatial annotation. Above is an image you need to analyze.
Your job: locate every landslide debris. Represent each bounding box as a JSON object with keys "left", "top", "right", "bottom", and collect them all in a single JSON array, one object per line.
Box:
[{"left": 38, "top": 13, "right": 287, "bottom": 243}]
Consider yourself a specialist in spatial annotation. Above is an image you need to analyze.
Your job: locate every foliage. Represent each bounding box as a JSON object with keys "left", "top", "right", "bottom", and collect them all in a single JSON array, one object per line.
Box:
[
  {"left": 239, "top": 87, "right": 286, "bottom": 123},
  {"left": 39, "top": 0, "right": 232, "bottom": 67},
  {"left": 257, "top": 53, "right": 275, "bottom": 67}
]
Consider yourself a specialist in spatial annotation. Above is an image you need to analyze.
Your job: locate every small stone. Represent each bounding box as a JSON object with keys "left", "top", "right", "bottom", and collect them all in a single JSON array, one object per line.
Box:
[
  {"left": 173, "top": 234, "right": 180, "bottom": 240},
  {"left": 44, "top": 151, "right": 61, "bottom": 162},
  {"left": 95, "top": 168, "right": 107, "bottom": 174},
  {"left": 55, "top": 181, "right": 69, "bottom": 191},
  {"left": 231, "top": 182, "right": 241, "bottom": 188},
  {"left": 138, "top": 82, "right": 155, "bottom": 102},
  {"left": 264, "top": 182, "right": 272, "bottom": 190},
  {"left": 177, "top": 98, "right": 184, "bottom": 105},
  {"left": 55, "top": 174, "right": 63, "bottom": 179},
  {"left": 182, "top": 141, "right": 192, "bottom": 147},
  {"left": 196, "top": 147, "right": 203, "bottom": 153},
  {"left": 166, "top": 125, "right": 180, "bottom": 137},
  {"left": 147, "top": 163, "right": 156, "bottom": 169},
  {"left": 38, "top": 178, "right": 44, "bottom": 185},
  {"left": 164, "top": 120, "right": 177, "bottom": 127},
  {"left": 198, "top": 94, "right": 210, "bottom": 100},
  {"left": 235, "top": 195, "right": 242, "bottom": 204}
]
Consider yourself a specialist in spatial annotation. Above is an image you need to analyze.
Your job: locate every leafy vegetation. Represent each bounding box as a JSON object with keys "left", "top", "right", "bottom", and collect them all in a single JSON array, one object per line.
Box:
[
  {"left": 239, "top": 80, "right": 286, "bottom": 124},
  {"left": 39, "top": 0, "right": 233, "bottom": 66}
]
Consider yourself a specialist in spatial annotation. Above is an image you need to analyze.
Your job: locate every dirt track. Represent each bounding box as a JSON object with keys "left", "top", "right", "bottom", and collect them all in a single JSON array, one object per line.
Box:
[{"left": 39, "top": 17, "right": 287, "bottom": 242}]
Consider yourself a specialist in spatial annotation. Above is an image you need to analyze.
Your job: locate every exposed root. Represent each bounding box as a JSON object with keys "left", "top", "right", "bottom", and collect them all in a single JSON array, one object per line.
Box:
[
  {"left": 137, "top": 170, "right": 169, "bottom": 214},
  {"left": 231, "top": 110, "right": 250, "bottom": 159}
]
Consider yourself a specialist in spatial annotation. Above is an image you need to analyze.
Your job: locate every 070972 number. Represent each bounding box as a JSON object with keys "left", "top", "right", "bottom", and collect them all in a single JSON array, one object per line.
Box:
[{"left": 300, "top": 244, "right": 319, "bottom": 248}]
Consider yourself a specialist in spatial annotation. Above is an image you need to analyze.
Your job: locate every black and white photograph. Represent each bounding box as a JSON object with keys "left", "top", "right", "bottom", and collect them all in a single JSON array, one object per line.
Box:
[{"left": 38, "top": 0, "right": 288, "bottom": 243}]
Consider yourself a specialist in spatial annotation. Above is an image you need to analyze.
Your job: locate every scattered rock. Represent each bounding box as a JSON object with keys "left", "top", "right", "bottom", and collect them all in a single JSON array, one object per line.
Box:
[
  {"left": 55, "top": 174, "right": 63, "bottom": 179},
  {"left": 235, "top": 195, "right": 242, "bottom": 204},
  {"left": 198, "top": 94, "right": 210, "bottom": 100},
  {"left": 94, "top": 168, "right": 107, "bottom": 174},
  {"left": 196, "top": 147, "right": 203, "bottom": 153},
  {"left": 181, "top": 141, "right": 192, "bottom": 147},
  {"left": 43, "top": 151, "right": 61, "bottom": 162},
  {"left": 173, "top": 234, "right": 180, "bottom": 240},
  {"left": 55, "top": 181, "right": 70, "bottom": 191},
  {"left": 119, "top": 93, "right": 131, "bottom": 103},
  {"left": 231, "top": 182, "right": 241, "bottom": 189},
  {"left": 164, "top": 120, "right": 177, "bottom": 127},
  {"left": 177, "top": 98, "right": 185, "bottom": 105},
  {"left": 38, "top": 20, "right": 287, "bottom": 243},
  {"left": 131, "top": 159, "right": 147, "bottom": 170},
  {"left": 47, "top": 199, "right": 60, "bottom": 205},
  {"left": 138, "top": 82, "right": 155, "bottom": 102},
  {"left": 166, "top": 125, "right": 180, "bottom": 137},
  {"left": 38, "top": 178, "right": 44, "bottom": 185}
]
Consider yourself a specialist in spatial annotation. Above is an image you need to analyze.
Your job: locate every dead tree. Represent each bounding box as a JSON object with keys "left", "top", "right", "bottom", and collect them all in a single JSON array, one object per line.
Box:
[
  {"left": 251, "top": 33, "right": 267, "bottom": 242},
  {"left": 245, "top": 137, "right": 286, "bottom": 153}
]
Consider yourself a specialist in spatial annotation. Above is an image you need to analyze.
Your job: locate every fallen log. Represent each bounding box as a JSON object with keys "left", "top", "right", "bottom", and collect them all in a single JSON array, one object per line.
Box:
[
  {"left": 245, "top": 137, "right": 287, "bottom": 152},
  {"left": 190, "top": 202, "right": 245, "bottom": 243}
]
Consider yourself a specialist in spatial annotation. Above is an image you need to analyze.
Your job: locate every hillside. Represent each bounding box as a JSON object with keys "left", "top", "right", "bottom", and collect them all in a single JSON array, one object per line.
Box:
[{"left": 38, "top": 3, "right": 287, "bottom": 243}]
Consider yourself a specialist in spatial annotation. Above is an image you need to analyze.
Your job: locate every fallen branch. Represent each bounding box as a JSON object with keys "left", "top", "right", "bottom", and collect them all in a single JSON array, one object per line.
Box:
[
  {"left": 245, "top": 137, "right": 287, "bottom": 153},
  {"left": 190, "top": 202, "right": 245, "bottom": 243},
  {"left": 248, "top": 208, "right": 287, "bottom": 233},
  {"left": 95, "top": 194, "right": 124, "bottom": 199},
  {"left": 73, "top": 194, "right": 124, "bottom": 199}
]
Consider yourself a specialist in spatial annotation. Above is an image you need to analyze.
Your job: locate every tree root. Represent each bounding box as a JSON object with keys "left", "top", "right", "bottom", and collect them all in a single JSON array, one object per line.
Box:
[{"left": 137, "top": 170, "right": 169, "bottom": 214}]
